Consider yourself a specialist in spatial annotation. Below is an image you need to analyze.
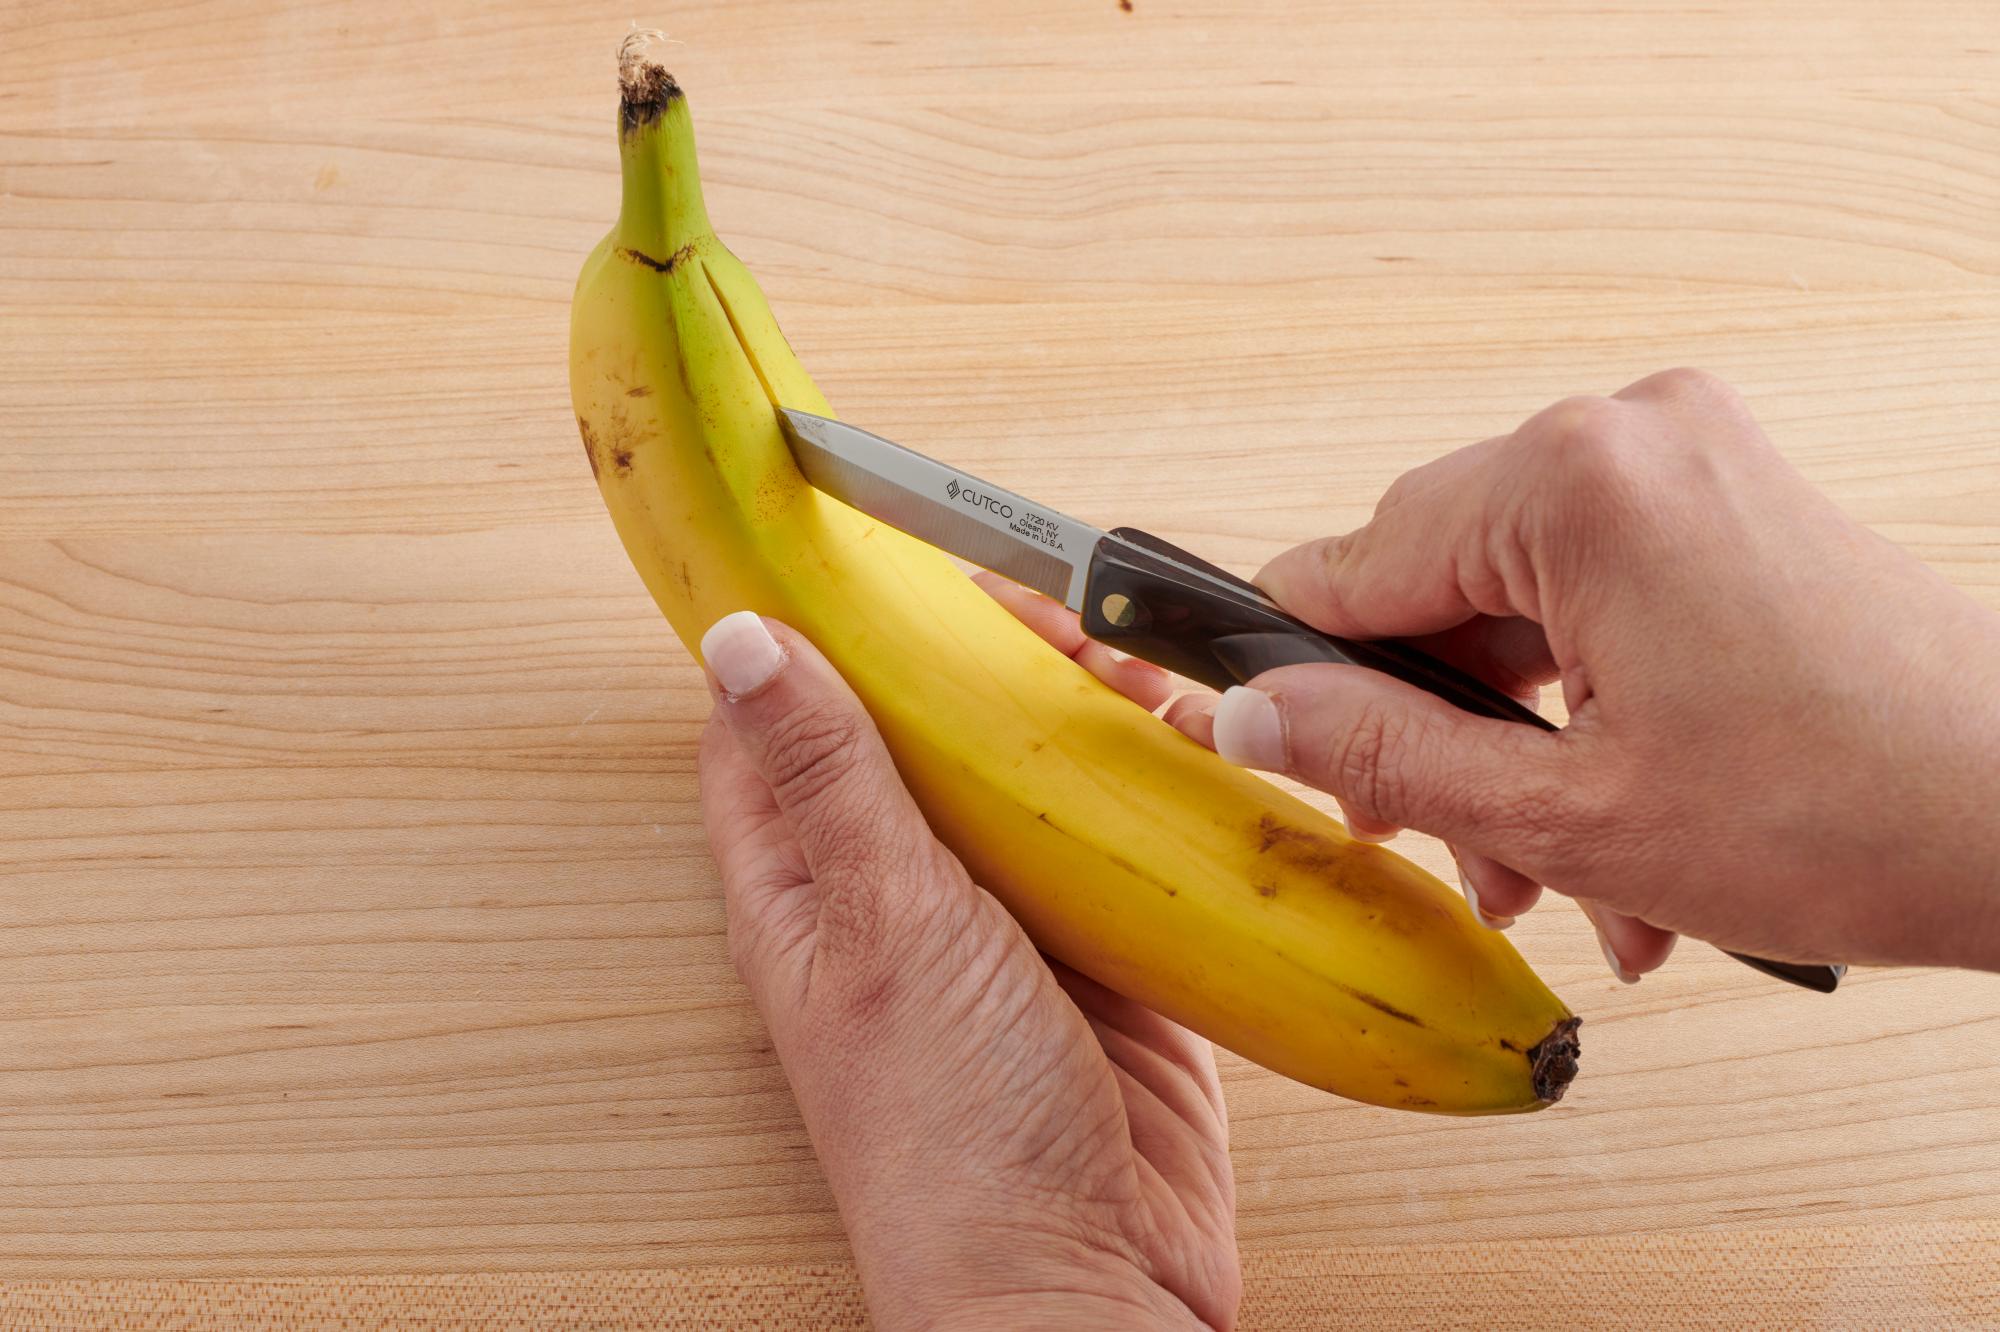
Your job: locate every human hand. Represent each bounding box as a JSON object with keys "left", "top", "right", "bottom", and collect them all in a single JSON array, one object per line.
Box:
[
  {"left": 696, "top": 604, "right": 1238, "bottom": 1330},
  {"left": 1170, "top": 369, "right": 2000, "bottom": 977}
]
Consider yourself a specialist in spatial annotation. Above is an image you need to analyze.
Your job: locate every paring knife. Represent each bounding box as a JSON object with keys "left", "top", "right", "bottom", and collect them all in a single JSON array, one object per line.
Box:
[{"left": 777, "top": 407, "right": 1845, "bottom": 996}]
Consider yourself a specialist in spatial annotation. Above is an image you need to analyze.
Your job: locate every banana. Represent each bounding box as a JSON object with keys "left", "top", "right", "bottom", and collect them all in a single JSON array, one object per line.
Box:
[{"left": 570, "top": 44, "right": 1580, "bottom": 1114}]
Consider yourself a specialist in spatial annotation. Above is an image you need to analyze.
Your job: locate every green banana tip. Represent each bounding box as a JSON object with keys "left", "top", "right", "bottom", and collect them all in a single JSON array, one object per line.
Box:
[{"left": 617, "top": 28, "right": 684, "bottom": 136}]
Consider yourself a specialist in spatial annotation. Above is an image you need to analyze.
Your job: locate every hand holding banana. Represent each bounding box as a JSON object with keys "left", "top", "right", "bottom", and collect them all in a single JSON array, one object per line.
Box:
[{"left": 698, "top": 611, "right": 1239, "bottom": 1331}]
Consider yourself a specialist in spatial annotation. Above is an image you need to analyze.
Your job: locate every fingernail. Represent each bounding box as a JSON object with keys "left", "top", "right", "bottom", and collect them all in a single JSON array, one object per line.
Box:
[
  {"left": 1104, "top": 646, "right": 1133, "bottom": 665},
  {"left": 1212, "top": 686, "right": 1285, "bottom": 770},
  {"left": 1456, "top": 866, "right": 1513, "bottom": 931},
  {"left": 700, "top": 611, "right": 786, "bottom": 697},
  {"left": 1597, "top": 932, "right": 1640, "bottom": 985}
]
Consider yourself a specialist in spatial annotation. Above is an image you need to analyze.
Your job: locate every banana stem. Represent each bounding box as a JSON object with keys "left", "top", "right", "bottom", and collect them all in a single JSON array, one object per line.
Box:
[{"left": 615, "top": 33, "right": 712, "bottom": 263}]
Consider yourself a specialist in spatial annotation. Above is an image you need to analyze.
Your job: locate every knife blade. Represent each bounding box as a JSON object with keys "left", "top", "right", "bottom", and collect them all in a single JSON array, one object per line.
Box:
[
  {"left": 780, "top": 406, "right": 1104, "bottom": 610},
  {"left": 775, "top": 406, "right": 1844, "bottom": 995}
]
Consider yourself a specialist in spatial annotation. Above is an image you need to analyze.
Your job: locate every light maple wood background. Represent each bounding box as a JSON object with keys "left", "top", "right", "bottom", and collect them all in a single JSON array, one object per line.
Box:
[{"left": 3, "top": 1, "right": 1999, "bottom": 1327}]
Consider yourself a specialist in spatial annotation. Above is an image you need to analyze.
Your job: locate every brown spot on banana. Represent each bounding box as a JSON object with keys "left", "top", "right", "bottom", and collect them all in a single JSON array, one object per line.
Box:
[
  {"left": 1253, "top": 813, "right": 1388, "bottom": 907},
  {"left": 1336, "top": 986, "right": 1427, "bottom": 1028},
  {"left": 618, "top": 243, "right": 697, "bottom": 274},
  {"left": 598, "top": 403, "right": 639, "bottom": 474}
]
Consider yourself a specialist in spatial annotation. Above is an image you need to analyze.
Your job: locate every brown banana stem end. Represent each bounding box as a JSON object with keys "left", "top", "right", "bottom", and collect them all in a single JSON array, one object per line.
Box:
[
  {"left": 1530, "top": 1017, "right": 1582, "bottom": 1104},
  {"left": 617, "top": 30, "right": 682, "bottom": 134}
]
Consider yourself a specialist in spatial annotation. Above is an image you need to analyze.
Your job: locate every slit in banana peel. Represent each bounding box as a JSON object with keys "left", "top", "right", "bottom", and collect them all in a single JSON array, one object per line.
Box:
[{"left": 570, "top": 43, "right": 1581, "bottom": 1114}]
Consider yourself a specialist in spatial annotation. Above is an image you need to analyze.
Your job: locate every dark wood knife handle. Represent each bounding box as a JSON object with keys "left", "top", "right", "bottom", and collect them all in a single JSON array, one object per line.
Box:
[{"left": 1079, "top": 525, "right": 1843, "bottom": 995}]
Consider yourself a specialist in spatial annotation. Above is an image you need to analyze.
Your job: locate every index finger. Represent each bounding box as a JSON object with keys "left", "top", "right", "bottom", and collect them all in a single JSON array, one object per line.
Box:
[{"left": 972, "top": 570, "right": 1175, "bottom": 711}]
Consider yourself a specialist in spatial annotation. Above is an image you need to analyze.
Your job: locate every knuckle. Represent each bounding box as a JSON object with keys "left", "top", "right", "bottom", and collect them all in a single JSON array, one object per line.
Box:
[
  {"left": 1525, "top": 395, "right": 1653, "bottom": 510},
  {"left": 1485, "top": 775, "right": 1585, "bottom": 864},
  {"left": 1628, "top": 365, "right": 1736, "bottom": 408},
  {"left": 1528, "top": 395, "right": 1625, "bottom": 462},
  {"left": 811, "top": 866, "right": 900, "bottom": 987},
  {"left": 1500, "top": 755, "right": 1630, "bottom": 880},
  {"left": 1313, "top": 531, "right": 1356, "bottom": 581},
  {"left": 818, "top": 836, "right": 963, "bottom": 964},
  {"left": 758, "top": 701, "right": 870, "bottom": 813},
  {"left": 1375, "top": 470, "right": 1421, "bottom": 515},
  {"left": 812, "top": 806, "right": 893, "bottom": 872},
  {"left": 813, "top": 866, "right": 990, "bottom": 1027},
  {"left": 1328, "top": 699, "right": 1418, "bottom": 825}
]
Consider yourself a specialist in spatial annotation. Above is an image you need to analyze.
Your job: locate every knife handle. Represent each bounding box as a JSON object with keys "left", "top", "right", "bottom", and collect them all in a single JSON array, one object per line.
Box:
[
  {"left": 1080, "top": 526, "right": 1544, "bottom": 722},
  {"left": 1079, "top": 526, "right": 1844, "bottom": 995}
]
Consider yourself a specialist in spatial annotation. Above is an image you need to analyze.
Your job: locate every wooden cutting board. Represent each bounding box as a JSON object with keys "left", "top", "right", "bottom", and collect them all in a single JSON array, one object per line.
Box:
[{"left": 2, "top": 2, "right": 1997, "bottom": 1326}]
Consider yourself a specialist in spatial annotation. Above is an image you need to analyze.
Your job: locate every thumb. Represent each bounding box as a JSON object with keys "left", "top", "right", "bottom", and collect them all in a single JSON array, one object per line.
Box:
[
  {"left": 700, "top": 611, "right": 966, "bottom": 960},
  {"left": 1206, "top": 662, "right": 1585, "bottom": 871}
]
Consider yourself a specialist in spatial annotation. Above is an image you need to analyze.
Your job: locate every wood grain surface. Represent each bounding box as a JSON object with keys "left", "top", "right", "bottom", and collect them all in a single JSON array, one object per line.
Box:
[
  {"left": 5, "top": 1224, "right": 1998, "bottom": 1330},
  {"left": 3, "top": 1, "right": 1998, "bottom": 1326}
]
